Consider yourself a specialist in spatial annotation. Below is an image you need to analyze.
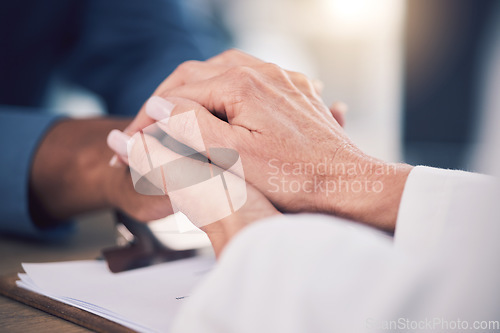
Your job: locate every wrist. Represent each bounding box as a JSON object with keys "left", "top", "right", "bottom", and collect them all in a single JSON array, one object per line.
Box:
[
  {"left": 315, "top": 152, "right": 413, "bottom": 231},
  {"left": 201, "top": 193, "right": 280, "bottom": 257}
]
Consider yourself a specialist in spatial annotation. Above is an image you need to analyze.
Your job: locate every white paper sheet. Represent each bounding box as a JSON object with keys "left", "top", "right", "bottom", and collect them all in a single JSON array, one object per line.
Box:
[{"left": 16, "top": 256, "right": 215, "bottom": 333}]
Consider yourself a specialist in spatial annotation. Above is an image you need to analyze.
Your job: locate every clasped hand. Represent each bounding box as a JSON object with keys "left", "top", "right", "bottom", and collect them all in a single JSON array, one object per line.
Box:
[{"left": 107, "top": 50, "right": 412, "bottom": 256}]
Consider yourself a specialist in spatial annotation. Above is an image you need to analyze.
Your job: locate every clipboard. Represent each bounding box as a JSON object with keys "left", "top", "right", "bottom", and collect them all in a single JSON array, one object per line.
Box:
[
  {"left": 0, "top": 212, "right": 198, "bottom": 331},
  {"left": 0, "top": 272, "right": 135, "bottom": 333}
]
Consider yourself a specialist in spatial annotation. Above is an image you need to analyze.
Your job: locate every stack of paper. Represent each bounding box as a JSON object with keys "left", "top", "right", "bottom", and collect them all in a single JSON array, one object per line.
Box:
[{"left": 16, "top": 256, "right": 215, "bottom": 332}]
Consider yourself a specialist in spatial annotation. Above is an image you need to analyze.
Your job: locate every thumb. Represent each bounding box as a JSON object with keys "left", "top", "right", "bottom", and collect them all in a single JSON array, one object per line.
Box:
[
  {"left": 128, "top": 129, "right": 247, "bottom": 229},
  {"left": 329, "top": 101, "right": 348, "bottom": 127},
  {"left": 145, "top": 96, "right": 241, "bottom": 170}
]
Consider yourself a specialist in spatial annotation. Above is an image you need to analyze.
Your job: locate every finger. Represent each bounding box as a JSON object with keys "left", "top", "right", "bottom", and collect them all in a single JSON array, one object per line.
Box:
[
  {"left": 288, "top": 75, "right": 323, "bottom": 96},
  {"left": 158, "top": 70, "right": 245, "bottom": 124},
  {"left": 127, "top": 129, "right": 184, "bottom": 194},
  {"left": 312, "top": 79, "right": 324, "bottom": 95},
  {"left": 127, "top": 131, "right": 247, "bottom": 229},
  {"left": 207, "top": 49, "right": 264, "bottom": 67},
  {"left": 107, "top": 130, "right": 134, "bottom": 166},
  {"left": 109, "top": 154, "right": 126, "bottom": 167},
  {"left": 210, "top": 50, "right": 325, "bottom": 97},
  {"left": 129, "top": 131, "right": 200, "bottom": 195},
  {"left": 129, "top": 129, "right": 213, "bottom": 198},
  {"left": 153, "top": 61, "right": 230, "bottom": 98},
  {"left": 123, "top": 62, "right": 231, "bottom": 140},
  {"left": 329, "top": 102, "right": 348, "bottom": 127},
  {"left": 107, "top": 129, "right": 168, "bottom": 195},
  {"left": 161, "top": 66, "right": 308, "bottom": 132},
  {"left": 285, "top": 70, "right": 320, "bottom": 96},
  {"left": 145, "top": 96, "right": 238, "bottom": 154},
  {"left": 161, "top": 67, "right": 332, "bottom": 137},
  {"left": 166, "top": 155, "right": 247, "bottom": 229},
  {"left": 107, "top": 129, "right": 130, "bottom": 158},
  {"left": 109, "top": 126, "right": 235, "bottom": 214},
  {"left": 113, "top": 59, "right": 240, "bottom": 168},
  {"left": 123, "top": 53, "right": 321, "bottom": 142},
  {"left": 146, "top": 96, "right": 246, "bottom": 179}
]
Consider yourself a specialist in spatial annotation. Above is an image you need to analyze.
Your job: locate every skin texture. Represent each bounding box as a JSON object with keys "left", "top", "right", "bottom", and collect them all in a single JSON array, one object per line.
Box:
[
  {"left": 108, "top": 50, "right": 413, "bottom": 255},
  {"left": 158, "top": 66, "right": 411, "bottom": 230},
  {"left": 112, "top": 50, "right": 347, "bottom": 164}
]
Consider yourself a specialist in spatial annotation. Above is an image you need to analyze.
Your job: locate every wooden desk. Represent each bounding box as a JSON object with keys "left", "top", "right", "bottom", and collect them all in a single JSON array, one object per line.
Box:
[{"left": 0, "top": 211, "right": 117, "bottom": 332}]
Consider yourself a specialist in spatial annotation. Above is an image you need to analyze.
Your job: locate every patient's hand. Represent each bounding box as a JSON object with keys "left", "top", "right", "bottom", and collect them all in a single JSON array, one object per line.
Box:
[{"left": 122, "top": 129, "right": 280, "bottom": 257}]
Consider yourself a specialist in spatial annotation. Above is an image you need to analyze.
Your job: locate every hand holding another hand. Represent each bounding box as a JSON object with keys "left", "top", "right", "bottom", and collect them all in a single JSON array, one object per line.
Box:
[
  {"left": 108, "top": 50, "right": 412, "bottom": 252},
  {"left": 118, "top": 49, "right": 347, "bottom": 146}
]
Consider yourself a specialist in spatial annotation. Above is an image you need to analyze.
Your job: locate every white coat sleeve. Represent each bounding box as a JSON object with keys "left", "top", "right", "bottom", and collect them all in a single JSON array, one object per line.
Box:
[
  {"left": 170, "top": 214, "right": 399, "bottom": 333},
  {"left": 171, "top": 167, "right": 500, "bottom": 333},
  {"left": 394, "top": 166, "right": 500, "bottom": 257}
]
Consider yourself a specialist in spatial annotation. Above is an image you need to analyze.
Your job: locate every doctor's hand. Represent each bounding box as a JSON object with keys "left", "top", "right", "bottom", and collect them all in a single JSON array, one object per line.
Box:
[
  {"left": 158, "top": 66, "right": 411, "bottom": 230},
  {"left": 110, "top": 60, "right": 411, "bottom": 231},
  {"left": 111, "top": 49, "right": 347, "bottom": 166}
]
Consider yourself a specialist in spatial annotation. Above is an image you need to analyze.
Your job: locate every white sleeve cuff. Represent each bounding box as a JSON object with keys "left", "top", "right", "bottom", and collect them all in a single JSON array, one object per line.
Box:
[{"left": 394, "top": 166, "right": 498, "bottom": 257}]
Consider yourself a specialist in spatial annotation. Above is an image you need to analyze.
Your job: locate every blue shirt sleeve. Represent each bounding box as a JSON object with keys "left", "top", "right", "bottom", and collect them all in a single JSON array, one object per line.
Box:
[{"left": 0, "top": 107, "right": 75, "bottom": 240}]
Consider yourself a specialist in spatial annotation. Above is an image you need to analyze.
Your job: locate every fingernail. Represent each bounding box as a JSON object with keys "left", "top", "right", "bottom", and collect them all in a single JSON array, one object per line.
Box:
[
  {"left": 146, "top": 96, "right": 175, "bottom": 120},
  {"left": 107, "top": 130, "right": 130, "bottom": 157},
  {"left": 108, "top": 155, "right": 123, "bottom": 167}
]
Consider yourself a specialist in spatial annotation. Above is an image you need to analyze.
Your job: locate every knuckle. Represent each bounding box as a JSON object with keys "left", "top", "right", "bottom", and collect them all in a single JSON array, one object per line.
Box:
[
  {"left": 262, "top": 62, "right": 285, "bottom": 77},
  {"left": 222, "top": 48, "right": 243, "bottom": 59},
  {"left": 260, "top": 63, "right": 293, "bottom": 87},
  {"left": 289, "top": 70, "right": 308, "bottom": 84},
  {"left": 289, "top": 71, "right": 316, "bottom": 94},
  {"left": 226, "top": 66, "right": 258, "bottom": 86},
  {"left": 227, "top": 65, "right": 253, "bottom": 77},
  {"left": 176, "top": 60, "right": 200, "bottom": 74}
]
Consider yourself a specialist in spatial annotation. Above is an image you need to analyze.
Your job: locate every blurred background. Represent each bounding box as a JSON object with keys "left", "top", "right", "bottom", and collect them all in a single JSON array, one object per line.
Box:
[{"left": 49, "top": 0, "right": 499, "bottom": 171}]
